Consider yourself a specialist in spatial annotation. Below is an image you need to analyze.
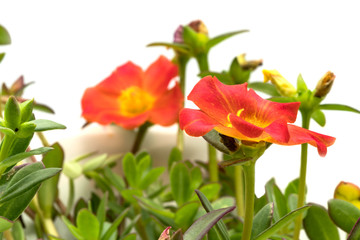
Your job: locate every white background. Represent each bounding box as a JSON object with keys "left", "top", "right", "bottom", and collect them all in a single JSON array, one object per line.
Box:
[{"left": 1, "top": 0, "right": 360, "bottom": 212}]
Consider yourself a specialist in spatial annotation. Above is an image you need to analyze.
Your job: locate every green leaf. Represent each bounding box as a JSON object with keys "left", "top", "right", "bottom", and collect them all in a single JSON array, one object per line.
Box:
[
  {"left": 319, "top": 104, "right": 360, "bottom": 114},
  {"left": 303, "top": 204, "right": 339, "bottom": 240},
  {"left": 175, "top": 202, "right": 200, "bottom": 230},
  {"left": 170, "top": 162, "right": 192, "bottom": 206},
  {"left": 11, "top": 221, "right": 25, "bottom": 240},
  {"left": 120, "top": 189, "right": 142, "bottom": 204},
  {"left": 183, "top": 206, "right": 235, "bottom": 240},
  {"left": 190, "top": 167, "right": 203, "bottom": 191},
  {"left": 0, "top": 53, "right": 5, "bottom": 64},
  {"left": 251, "top": 203, "right": 274, "bottom": 240},
  {"left": 191, "top": 183, "right": 221, "bottom": 202},
  {"left": 0, "top": 217, "right": 13, "bottom": 232},
  {"left": 139, "top": 167, "right": 164, "bottom": 190},
  {"left": 248, "top": 82, "right": 281, "bottom": 97},
  {"left": 206, "top": 30, "right": 248, "bottom": 50},
  {"left": 122, "top": 153, "right": 137, "bottom": 188},
  {"left": 121, "top": 233, "right": 137, "bottom": 240},
  {"left": 0, "top": 147, "right": 52, "bottom": 170},
  {"left": 268, "top": 96, "right": 295, "bottom": 103},
  {"left": 63, "top": 161, "right": 82, "bottom": 179},
  {"left": 297, "top": 74, "right": 308, "bottom": 92},
  {"left": 168, "top": 147, "right": 182, "bottom": 170},
  {"left": 0, "top": 126, "right": 15, "bottom": 136},
  {"left": 198, "top": 71, "right": 234, "bottom": 85},
  {"left": 102, "top": 208, "right": 129, "bottom": 240},
  {"left": 328, "top": 199, "right": 360, "bottom": 233},
  {"left": 77, "top": 209, "right": 100, "bottom": 240},
  {"left": 147, "top": 42, "right": 191, "bottom": 54},
  {"left": 61, "top": 216, "right": 82, "bottom": 239},
  {"left": 0, "top": 25, "right": 11, "bottom": 45},
  {"left": 4, "top": 96, "right": 21, "bottom": 130},
  {"left": 96, "top": 193, "right": 107, "bottom": 235},
  {"left": 33, "top": 102, "right": 55, "bottom": 114},
  {"left": 82, "top": 154, "right": 107, "bottom": 172},
  {"left": 229, "top": 57, "right": 250, "bottom": 84},
  {"left": 0, "top": 163, "right": 44, "bottom": 221},
  {"left": 30, "top": 119, "right": 66, "bottom": 131},
  {"left": 348, "top": 217, "right": 360, "bottom": 240},
  {"left": 38, "top": 143, "right": 64, "bottom": 218},
  {"left": 195, "top": 190, "right": 230, "bottom": 240},
  {"left": 103, "top": 167, "right": 125, "bottom": 192},
  {"left": 284, "top": 178, "right": 301, "bottom": 201},
  {"left": 265, "top": 179, "right": 288, "bottom": 222},
  {"left": 254, "top": 205, "right": 310, "bottom": 240},
  {"left": 137, "top": 154, "right": 151, "bottom": 178},
  {"left": 311, "top": 109, "right": 326, "bottom": 127},
  {"left": 0, "top": 167, "right": 61, "bottom": 203}
]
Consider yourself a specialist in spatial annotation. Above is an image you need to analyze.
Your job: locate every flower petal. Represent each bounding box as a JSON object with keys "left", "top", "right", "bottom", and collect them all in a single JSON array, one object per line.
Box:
[
  {"left": 97, "top": 61, "right": 144, "bottom": 94},
  {"left": 143, "top": 55, "right": 178, "bottom": 96},
  {"left": 264, "top": 120, "right": 290, "bottom": 143},
  {"left": 284, "top": 125, "right": 335, "bottom": 156},
  {"left": 229, "top": 113, "right": 264, "bottom": 138},
  {"left": 81, "top": 87, "right": 120, "bottom": 123},
  {"left": 188, "top": 76, "right": 248, "bottom": 124},
  {"left": 98, "top": 112, "right": 148, "bottom": 130},
  {"left": 149, "top": 83, "right": 184, "bottom": 126},
  {"left": 179, "top": 108, "right": 219, "bottom": 137}
]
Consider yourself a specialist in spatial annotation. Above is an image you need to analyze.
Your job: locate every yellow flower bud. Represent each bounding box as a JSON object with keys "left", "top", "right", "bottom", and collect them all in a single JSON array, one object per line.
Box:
[
  {"left": 314, "top": 71, "right": 335, "bottom": 98},
  {"left": 334, "top": 181, "right": 360, "bottom": 209},
  {"left": 263, "top": 69, "right": 297, "bottom": 97}
]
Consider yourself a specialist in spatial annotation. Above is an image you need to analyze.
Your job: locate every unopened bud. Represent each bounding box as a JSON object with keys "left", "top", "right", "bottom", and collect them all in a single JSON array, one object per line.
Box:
[
  {"left": 314, "top": 71, "right": 335, "bottom": 98},
  {"left": 237, "top": 54, "right": 263, "bottom": 71},
  {"left": 263, "top": 69, "right": 297, "bottom": 97},
  {"left": 334, "top": 181, "right": 360, "bottom": 209},
  {"left": 188, "top": 20, "right": 208, "bottom": 36}
]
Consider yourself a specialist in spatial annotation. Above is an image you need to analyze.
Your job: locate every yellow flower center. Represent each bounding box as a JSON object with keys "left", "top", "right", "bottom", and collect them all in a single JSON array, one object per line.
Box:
[{"left": 118, "top": 86, "right": 155, "bottom": 117}]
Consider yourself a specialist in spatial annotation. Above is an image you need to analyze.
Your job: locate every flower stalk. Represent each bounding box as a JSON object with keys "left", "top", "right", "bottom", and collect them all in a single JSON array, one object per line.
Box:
[
  {"left": 241, "top": 160, "right": 256, "bottom": 240},
  {"left": 234, "top": 165, "right": 245, "bottom": 217},
  {"left": 131, "top": 122, "right": 152, "bottom": 154}
]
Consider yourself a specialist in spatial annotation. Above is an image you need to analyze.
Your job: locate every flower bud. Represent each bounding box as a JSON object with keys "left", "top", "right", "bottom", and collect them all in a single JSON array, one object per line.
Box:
[
  {"left": 237, "top": 54, "right": 263, "bottom": 71},
  {"left": 188, "top": 20, "right": 208, "bottom": 36},
  {"left": 314, "top": 71, "right": 335, "bottom": 98},
  {"left": 263, "top": 69, "right": 297, "bottom": 97},
  {"left": 4, "top": 96, "right": 21, "bottom": 130},
  {"left": 20, "top": 99, "right": 34, "bottom": 123},
  {"left": 334, "top": 181, "right": 360, "bottom": 209}
]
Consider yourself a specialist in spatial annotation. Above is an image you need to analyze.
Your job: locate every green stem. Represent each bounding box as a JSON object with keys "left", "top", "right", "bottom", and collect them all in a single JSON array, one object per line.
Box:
[
  {"left": 194, "top": 51, "right": 219, "bottom": 184},
  {"left": 293, "top": 111, "right": 311, "bottom": 240},
  {"left": 131, "top": 122, "right": 152, "bottom": 154},
  {"left": 37, "top": 132, "right": 49, "bottom": 147},
  {"left": 176, "top": 55, "right": 188, "bottom": 153},
  {"left": 208, "top": 145, "right": 218, "bottom": 182},
  {"left": 241, "top": 161, "right": 256, "bottom": 240},
  {"left": 234, "top": 165, "right": 245, "bottom": 218}
]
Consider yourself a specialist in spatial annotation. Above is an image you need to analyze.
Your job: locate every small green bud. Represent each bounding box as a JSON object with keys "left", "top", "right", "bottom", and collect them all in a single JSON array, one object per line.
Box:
[
  {"left": 20, "top": 99, "right": 34, "bottom": 123},
  {"left": 16, "top": 122, "right": 36, "bottom": 138},
  {"left": 183, "top": 21, "right": 209, "bottom": 54},
  {"left": 4, "top": 96, "right": 21, "bottom": 130}
]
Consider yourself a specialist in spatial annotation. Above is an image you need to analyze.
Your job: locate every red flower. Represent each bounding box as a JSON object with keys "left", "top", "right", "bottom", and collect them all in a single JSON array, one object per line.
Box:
[
  {"left": 179, "top": 76, "right": 335, "bottom": 156},
  {"left": 81, "top": 56, "right": 183, "bottom": 129}
]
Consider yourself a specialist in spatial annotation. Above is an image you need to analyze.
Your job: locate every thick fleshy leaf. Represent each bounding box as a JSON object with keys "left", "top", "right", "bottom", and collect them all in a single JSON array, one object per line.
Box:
[
  {"left": 297, "top": 74, "right": 308, "bottom": 92},
  {"left": 251, "top": 203, "right": 274, "bottom": 240},
  {"left": 248, "top": 82, "right": 280, "bottom": 97},
  {"left": 311, "top": 109, "right": 326, "bottom": 127},
  {"left": 77, "top": 209, "right": 100, "bottom": 240},
  {"left": 168, "top": 147, "right": 182, "bottom": 171},
  {"left": 284, "top": 178, "right": 302, "bottom": 201},
  {"left": 31, "top": 119, "right": 66, "bottom": 131},
  {"left": 303, "top": 204, "right": 339, "bottom": 240},
  {"left": 348, "top": 217, "right": 360, "bottom": 240},
  {"left": 254, "top": 206, "right": 310, "bottom": 240},
  {"left": 0, "top": 53, "right": 5, "bottom": 63},
  {"left": 122, "top": 153, "right": 137, "bottom": 188},
  {"left": 38, "top": 143, "right": 64, "bottom": 218},
  {"left": 61, "top": 216, "right": 82, "bottom": 239},
  {"left": 0, "top": 25, "right": 11, "bottom": 45},
  {"left": 206, "top": 30, "right": 248, "bottom": 50},
  {"left": 170, "top": 162, "right": 192, "bottom": 206},
  {"left": 0, "top": 147, "right": 53, "bottom": 172},
  {"left": 102, "top": 208, "right": 129, "bottom": 240},
  {"left": 195, "top": 190, "right": 230, "bottom": 240},
  {"left": 0, "top": 126, "right": 15, "bottom": 136},
  {"left": 147, "top": 42, "right": 191, "bottom": 54},
  {"left": 183, "top": 206, "right": 236, "bottom": 240},
  {"left": 0, "top": 167, "right": 61, "bottom": 203},
  {"left": 175, "top": 202, "right": 200, "bottom": 230},
  {"left": 0, "top": 217, "right": 13, "bottom": 232},
  {"left": 328, "top": 199, "right": 360, "bottom": 233},
  {"left": 319, "top": 104, "right": 360, "bottom": 114},
  {"left": 139, "top": 167, "right": 165, "bottom": 190},
  {"left": 265, "top": 179, "right": 288, "bottom": 222}
]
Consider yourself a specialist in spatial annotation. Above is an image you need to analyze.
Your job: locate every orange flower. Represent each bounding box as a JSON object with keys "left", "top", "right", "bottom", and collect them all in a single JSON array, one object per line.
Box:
[
  {"left": 81, "top": 56, "right": 183, "bottom": 129},
  {"left": 179, "top": 76, "right": 335, "bottom": 156}
]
